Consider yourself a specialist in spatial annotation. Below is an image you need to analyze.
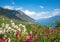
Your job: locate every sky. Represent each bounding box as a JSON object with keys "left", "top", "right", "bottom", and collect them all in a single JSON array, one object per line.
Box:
[{"left": 0, "top": 0, "right": 60, "bottom": 20}]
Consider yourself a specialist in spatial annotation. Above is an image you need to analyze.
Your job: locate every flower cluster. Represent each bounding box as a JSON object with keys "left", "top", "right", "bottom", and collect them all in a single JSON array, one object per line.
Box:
[{"left": 0, "top": 17, "right": 60, "bottom": 42}]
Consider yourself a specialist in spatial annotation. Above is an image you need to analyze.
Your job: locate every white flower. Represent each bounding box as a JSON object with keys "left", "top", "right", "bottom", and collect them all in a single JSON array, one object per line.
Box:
[
  {"left": 24, "top": 27, "right": 26, "bottom": 32},
  {"left": 18, "top": 28, "right": 21, "bottom": 31},
  {"left": 12, "top": 22, "right": 15, "bottom": 25},
  {"left": 10, "top": 20, "right": 13, "bottom": 23},
  {"left": 13, "top": 29, "right": 16, "bottom": 32},
  {"left": 14, "top": 25, "right": 18, "bottom": 28},
  {"left": 5, "top": 24, "right": 9, "bottom": 28},
  {"left": 0, "top": 28, "right": 4, "bottom": 34},
  {"left": 19, "top": 24, "right": 22, "bottom": 27},
  {"left": 22, "top": 25, "right": 26, "bottom": 28},
  {"left": 8, "top": 38, "right": 10, "bottom": 42},
  {"left": 2, "top": 23, "right": 5, "bottom": 27},
  {"left": 8, "top": 27, "right": 11, "bottom": 30},
  {"left": 3, "top": 18, "right": 4, "bottom": 20},
  {"left": 11, "top": 22, "right": 15, "bottom": 27},
  {"left": 19, "top": 24, "right": 26, "bottom": 28},
  {"left": 3, "top": 29, "right": 6, "bottom": 33},
  {"left": 5, "top": 27, "right": 11, "bottom": 32},
  {"left": 6, "top": 29, "right": 9, "bottom": 32},
  {"left": 30, "top": 31, "right": 32, "bottom": 34},
  {"left": 0, "top": 30, "right": 3, "bottom": 34}
]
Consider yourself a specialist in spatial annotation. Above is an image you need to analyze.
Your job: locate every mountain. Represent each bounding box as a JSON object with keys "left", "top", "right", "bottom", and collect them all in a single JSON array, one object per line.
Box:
[
  {"left": 0, "top": 7, "right": 34, "bottom": 22},
  {"left": 35, "top": 15, "right": 60, "bottom": 27}
]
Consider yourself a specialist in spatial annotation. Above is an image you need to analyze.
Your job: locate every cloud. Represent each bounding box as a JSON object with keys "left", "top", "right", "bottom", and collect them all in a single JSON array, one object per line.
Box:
[
  {"left": 40, "top": 6, "right": 44, "bottom": 9},
  {"left": 22, "top": 9, "right": 60, "bottom": 20},
  {"left": 31, "top": 11, "right": 50, "bottom": 20},
  {"left": 15, "top": 7, "right": 23, "bottom": 11},
  {"left": 3, "top": 6, "right": 60, "bottom": 20},
  {"left": 52, "top": 9, "right": 60, "bottom": 16},
  {"left": 16, "top": 8, "right": 36, "bottom": 16},
  {"left": 16, "top": 8, "right": 50, "bottom": 20},
  {"left": 3, "top": 6, "right": 14, "bottom": 9},
  {"left": 36, "top": 12, "right": 49, "bottom": 17},
  {"left": 23, "top": 10, "right": 36, "bottom": 16},
  {"left": 54, "top": 9, "right": 60, "bottom": 11},
  {"left": 23, "top": 10, "right": 50, "bottom": 20}
]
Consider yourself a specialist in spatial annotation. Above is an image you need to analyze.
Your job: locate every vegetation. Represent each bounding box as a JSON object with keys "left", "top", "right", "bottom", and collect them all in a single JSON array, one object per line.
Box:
[
  {"left": 55, "top": 20, "right": 60, "bottom": 27},
  {"left": 0, "top": 15, "right": 60, "bottom": 42}
]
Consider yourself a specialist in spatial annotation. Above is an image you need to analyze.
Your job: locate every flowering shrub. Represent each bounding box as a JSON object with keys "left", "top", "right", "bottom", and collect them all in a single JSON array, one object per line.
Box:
[{"left": 0, "top": 16, "right": 60, "bottom": 42}]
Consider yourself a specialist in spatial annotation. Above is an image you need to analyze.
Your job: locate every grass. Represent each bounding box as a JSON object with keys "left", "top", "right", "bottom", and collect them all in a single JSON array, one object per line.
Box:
[{"left": 0, "top": 15, "right": 60, "bottom": 42}]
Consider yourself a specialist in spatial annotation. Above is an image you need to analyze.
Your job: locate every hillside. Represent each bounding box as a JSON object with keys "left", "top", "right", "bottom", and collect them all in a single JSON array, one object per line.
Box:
[
  {"left": 0, "top": 14, "right": 60, "bottom": 42},
  {"left": 36, "top": 15, "right": 60, "bottom": 27},
  {"left": 0, "top": 7, "right": 34, "bottom": 22}
]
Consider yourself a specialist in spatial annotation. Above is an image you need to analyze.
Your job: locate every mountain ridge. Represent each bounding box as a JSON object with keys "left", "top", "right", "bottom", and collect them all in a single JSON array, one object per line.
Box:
[
  {"left": 0, "top": 7, "right": 34, "bottom": 22},
  {"left": 35, "top": 15, "right": 60, "bottom": 27}
]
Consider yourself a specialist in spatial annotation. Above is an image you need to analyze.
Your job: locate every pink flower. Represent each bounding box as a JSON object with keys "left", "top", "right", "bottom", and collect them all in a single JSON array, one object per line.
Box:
[
  {"left": 16, "top": 30, "right": 22, "bottom": 40},
  {"left": 24, "top": 36, "right": 33, "bottom": 42},
  {"left": 4, "top": 38, "right": 9, "bottom": 42},
  {"left": 0, "top": 38, "right": 9, "bottom": 42},
  {"left": 16, "top": 30, "right": 20, "bottom": 39},
  {"left": 45, "top": 32, "right": 49, "bottom": 38},
  {"left": 0, "top": 38, "right": 3, "bottom": 42}
]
